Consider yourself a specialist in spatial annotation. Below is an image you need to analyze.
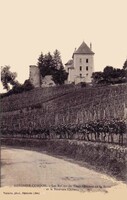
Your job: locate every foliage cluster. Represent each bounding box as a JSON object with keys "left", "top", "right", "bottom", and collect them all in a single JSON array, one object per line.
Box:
[
  {"left": 92, "top": 66, "right": 127, "bottom": 85},
  {"left": 0, "top": 79, "right": 34, "bottom": 98},
  {"left": 1, "top": 66, "right": 19, "bottom": 91},
  {"left": 37, "top": 50, "right": 68, "bottom": 85}
]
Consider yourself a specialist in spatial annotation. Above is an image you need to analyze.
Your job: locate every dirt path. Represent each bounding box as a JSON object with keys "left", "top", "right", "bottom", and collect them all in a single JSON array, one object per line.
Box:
[{"left": 1, "top": 146, "right": 126, "bottom": 192}]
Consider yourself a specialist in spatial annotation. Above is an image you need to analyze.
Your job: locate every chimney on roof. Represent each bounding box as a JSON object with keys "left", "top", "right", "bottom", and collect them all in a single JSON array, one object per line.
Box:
[{"left": 90, "top": 43, "right": 92, "bottom": 50}]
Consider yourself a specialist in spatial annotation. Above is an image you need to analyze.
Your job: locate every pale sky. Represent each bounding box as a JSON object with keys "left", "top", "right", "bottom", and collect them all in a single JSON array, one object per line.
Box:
[{"left": 0, "top": 0, "right": 127, "bottom": 92}]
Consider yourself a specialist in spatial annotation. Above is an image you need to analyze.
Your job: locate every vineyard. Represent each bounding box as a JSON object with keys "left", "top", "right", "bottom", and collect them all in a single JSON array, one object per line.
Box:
[
  {"left": 1, "top": 83, "right": 127, "bottom": 112},
  {"left": 1, "top": 119, "right": 127, "bottom": 146},
  {"left": 1, "top": 83, "right": 127, "bottom": 182},
  {"left": 1, "top": 83, "right": 127, "bottom": 146}
]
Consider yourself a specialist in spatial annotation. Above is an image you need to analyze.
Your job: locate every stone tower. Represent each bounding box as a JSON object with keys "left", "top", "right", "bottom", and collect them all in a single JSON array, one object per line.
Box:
[{"left": 29, "top": 65, "right": 41, "bottom": 87}]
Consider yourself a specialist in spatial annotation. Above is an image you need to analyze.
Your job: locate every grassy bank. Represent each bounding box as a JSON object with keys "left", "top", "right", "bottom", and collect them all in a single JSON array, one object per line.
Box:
[{"left": 1, "top": 138, "right": 127, "bottom": 182}]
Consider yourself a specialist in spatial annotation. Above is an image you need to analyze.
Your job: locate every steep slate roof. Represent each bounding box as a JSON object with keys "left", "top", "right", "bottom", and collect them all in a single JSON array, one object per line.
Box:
[
  {"left": 65, "top": 59, "right": 74, "bottom": 69},
  {"left": 65, "top": 59, "right": 73, "bottom": 65},
  {"left": 74, "top": 41, "right": 94, "bottom": 55},
  {"left": 68, "top": 63, "right": 74, "bottom": 69}
]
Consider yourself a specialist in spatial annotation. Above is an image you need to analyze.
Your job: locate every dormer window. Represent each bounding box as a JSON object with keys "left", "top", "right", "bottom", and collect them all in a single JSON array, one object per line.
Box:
[{"left": 86, "top": 59, "right": 88, "bottom": 63}]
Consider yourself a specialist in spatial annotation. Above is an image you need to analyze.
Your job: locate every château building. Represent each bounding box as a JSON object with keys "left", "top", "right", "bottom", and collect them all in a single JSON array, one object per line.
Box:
[
  {"left": 65, "top": 41, "right": 94, "bottom": 84},
  {"left": 29, "top": 41, "right": 95, "bottom": 87}
]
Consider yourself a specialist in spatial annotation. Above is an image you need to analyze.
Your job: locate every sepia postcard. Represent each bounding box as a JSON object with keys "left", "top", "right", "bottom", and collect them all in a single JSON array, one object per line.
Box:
[{"left": 0, "top": 0, "right": 127, "bottom": 199}]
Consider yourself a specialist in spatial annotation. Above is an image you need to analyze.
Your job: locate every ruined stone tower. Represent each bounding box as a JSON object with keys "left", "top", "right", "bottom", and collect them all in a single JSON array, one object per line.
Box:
[{"left": 29, "top": 65, "right": 41, "bottom": 87}]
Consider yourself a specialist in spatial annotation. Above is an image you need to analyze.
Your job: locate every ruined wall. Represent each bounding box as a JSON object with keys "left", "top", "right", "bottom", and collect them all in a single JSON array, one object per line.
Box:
[
  {"left": 1, "top": 84, "right": 127, "bottom": 133},
  {"left": 29, "top": 65, "right": 41, "bottom": 88}
]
